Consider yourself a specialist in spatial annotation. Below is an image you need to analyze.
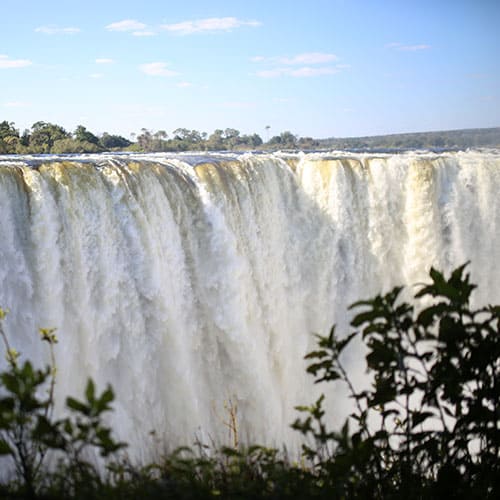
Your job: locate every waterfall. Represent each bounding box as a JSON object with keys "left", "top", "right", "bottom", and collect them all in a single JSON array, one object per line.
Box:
[{"left": 0, "top": 150, "right": 499, "bottom": 460}]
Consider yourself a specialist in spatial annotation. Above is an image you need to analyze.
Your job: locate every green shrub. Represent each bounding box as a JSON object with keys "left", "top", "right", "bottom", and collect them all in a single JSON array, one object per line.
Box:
[
  {"left": 0, "top": 310, "right": 124, "bottom": 498},
  {"left": 294, "top": 263, "right": 499, "bottom": 498}
]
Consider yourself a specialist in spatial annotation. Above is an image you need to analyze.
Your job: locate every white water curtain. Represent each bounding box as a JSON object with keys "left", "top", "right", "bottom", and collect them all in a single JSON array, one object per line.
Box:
[{"left": 0, "top": 151, "right": 499, "bottom": 461}]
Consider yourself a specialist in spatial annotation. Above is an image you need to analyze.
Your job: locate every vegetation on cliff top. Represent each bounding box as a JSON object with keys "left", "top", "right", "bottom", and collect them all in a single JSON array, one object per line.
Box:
[
  {"left": 1, "top": 119, "right": 499, "bottom": 154},
  {"left": 0, "top": 120, "right": 315, "bottom": 154}
]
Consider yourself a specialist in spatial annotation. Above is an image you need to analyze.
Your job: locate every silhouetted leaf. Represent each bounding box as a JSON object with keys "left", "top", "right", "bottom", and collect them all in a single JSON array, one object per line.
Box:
[
  {"left": 0, "top": 439, "right": 11, "bottom": 455},
  {"left": 66, "top": 396, "right": 89, "bottom": 415},
  {"left": 411, "top": 411, "right": 434, "bottom": 428}
]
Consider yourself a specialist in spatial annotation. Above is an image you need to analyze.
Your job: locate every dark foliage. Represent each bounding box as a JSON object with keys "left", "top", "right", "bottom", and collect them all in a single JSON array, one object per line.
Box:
[
  {"left": 3, "top": 118, "right": 498, "bottom": 154},
  {"left": 294, "top": 263, "right": 499, "bottom": 498}
]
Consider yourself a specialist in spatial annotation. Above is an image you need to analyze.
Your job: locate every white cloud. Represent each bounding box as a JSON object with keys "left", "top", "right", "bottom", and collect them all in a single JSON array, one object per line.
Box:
[
  {"left": 399, "top": 44, "right": 431, "bottom": 51},
  {"left": 256, "top": 66, "right": 338, "bottom": 78},
  {"left": 255, "top": 68, "right": 286, "bottom": 78},
  {"left": 132, "top": 31, "right": 156, "bottom": 37},
  {"left": 386, "top": 42, "right": 431, "bottom": 51},
  {"left": 0, "top": 55, "right": 32, "bottom": 69},
  {"left": 281, "top": 52, "right": 338, "bottom": 65},
  {"left": 161, "top": 17, "right": 261, "bottom": 35},
  {"left": 289, "top": 67, "right": 338, "bottom": 77},
  {"left": 252, "top": 52, "right": 338, "bottom": 65},
  {"left": 222, "top": 100, "right": 256, "bottom": 109},
  {"left": 95, "top": 58, "right": 114, "bottom": 64},
  {"left": 177, "top": 82, "right": 194, "bottom": 88},
  {"left": 89, "top": 73, "right": 103, "bottom": 79},
  {"left": 3, "top": 101, "right": 30, "bottom": 108},
  {"left": 35, "top": 26, "right": 81, "bottom": 35},
  {"left": 253, "top": 52, "right": 343, "bottom": 78},
  {"left": 139, "top": 62, "right": 179, "bottom": 77},
  {"left": 106, "top": 19, "right": 146, "bottom": 32}
]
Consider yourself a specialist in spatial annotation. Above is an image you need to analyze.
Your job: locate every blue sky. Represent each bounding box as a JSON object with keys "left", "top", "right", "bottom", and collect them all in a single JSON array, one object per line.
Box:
[{"left": 1, "top": 0, "right": 499, "bottom": 139}]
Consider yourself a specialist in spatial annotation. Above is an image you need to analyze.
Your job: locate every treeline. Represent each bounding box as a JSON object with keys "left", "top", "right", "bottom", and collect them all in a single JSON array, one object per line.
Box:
[
  {"left": 0, "top": 120, "right": 319, "bottom": 154},
  {"left": 319, "top": 126, "right": 500, "bottom": 150},
  {"left": 0, "top": 121, "right": 132, "bottom": 154},
  {"left": 133, "top": 127, "right": 320, "bottom": 151},
  {"left": 2, "top": 120, "right": 499, "bottom": 154}
]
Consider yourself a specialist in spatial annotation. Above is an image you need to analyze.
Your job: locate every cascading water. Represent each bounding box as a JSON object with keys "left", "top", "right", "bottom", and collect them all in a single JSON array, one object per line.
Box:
[{"left": 0, "top": 150, "right": 499, "bottom": 461}]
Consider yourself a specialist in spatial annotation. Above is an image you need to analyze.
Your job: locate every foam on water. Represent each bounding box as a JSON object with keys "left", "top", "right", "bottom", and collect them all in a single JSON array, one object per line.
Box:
[{"left": 0, "top": 150, "right": 499, "bottom": 460}]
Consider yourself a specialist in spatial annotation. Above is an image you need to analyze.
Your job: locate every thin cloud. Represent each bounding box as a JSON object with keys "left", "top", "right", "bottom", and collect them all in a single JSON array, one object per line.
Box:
[
  {"left": 0, "top": 54, "right": 32, "bottom": 69},
  {"left": 222, "top": 100, "right": 256, "bottom": 109},
  {"left": 255, "top": 69, "right": 285, "bottom": 78},
  {"left": 132, "top": 31, "right": 156, "bottom": 37},
  {"left": 3, "top": 101, "right": 30, "bottom": 108},
  {"left": 139, "top": 62, "right": 179, "bottom": 77},
  {"left": 161, "top": 17, "right": 261, "bottom": 35},
  {"left": 281, "top": 52, "right": 338, "bottom": 65},
  {"left": 95, "top": 58, "right": 114, "bottom": 64},
  {"left": 398, "top": 44, "right": 431, "bottom": 51},
  {"left": 289, "top": 66, "right": 339, "bottom": 77},
  {"left": 35, "top": 26, "right": 81, "bottom": 35},
  {"left": 89, "top": 73, "right": 103, "bottom": 79},
  {"left": 251, "top": 52, "right": 338, "bottom": 65},
  {"left": 386, "top": 42, "right": 431, "bottom": 51},
  {"left": 253, "top": 52, "right": 343, "bottom": 78},
  {"left": 106, "top": 19, "right": 146, "bottom": 32},
  {"left": 256, "top": 66, "right": 339, "bottom": 78},
  {"left": 177, "top": 82, "right": 194, "bottom": 88}
]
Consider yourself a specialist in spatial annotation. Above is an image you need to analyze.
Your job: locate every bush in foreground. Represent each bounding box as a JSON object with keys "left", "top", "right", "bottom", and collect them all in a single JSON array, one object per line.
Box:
[
  {"left": 294, "top": 263, "right": 499, "bottom": 498},
  {"left": 0, "top": 264, "right": 498, "bottom": 498}
]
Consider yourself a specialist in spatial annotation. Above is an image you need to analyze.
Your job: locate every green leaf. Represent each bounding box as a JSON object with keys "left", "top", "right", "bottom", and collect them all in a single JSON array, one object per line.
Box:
[
  {"left": 85, "top": 379, "right": 95, "bottom": 404},
  {"left": 411, "top": 411, "right": 434, "bottom": 428},
  {"left": 351, "top": 309, "right": 384, "bottom": 328},
  {"left": 306, "top": 360, "right": 333, "bottom": 375},
  {"left": 366, "top": 340, "right": 396, "bottom": 369},
  {"left": 304, "top": 350, "right": 328, "bottom": 360},
  {"left": 220, "top": 446, "right": 241, "bottom": 457},
  {"left": 96, "top": 386, "right": 114, "bottom": 412},
  {"left": 1, "top": 372, "right": 21, "bottom": 394},
  {"left": 417, "top": 303, "right": 447, "bottom": 327},
  {"left": 0, "top": 307, "right": 9, "bottom": 320},
  {"left": 336, "top": 332, "right": 357, "bottom": 353},
  {"left": 430, "top": 266, "right": 444, "bottom": 284},
  {"left": 0, "top": 439, "right": 12, "bottom": 455},
  {"left": 66, "top": 396, "right": 90, "bottom": 415}
]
